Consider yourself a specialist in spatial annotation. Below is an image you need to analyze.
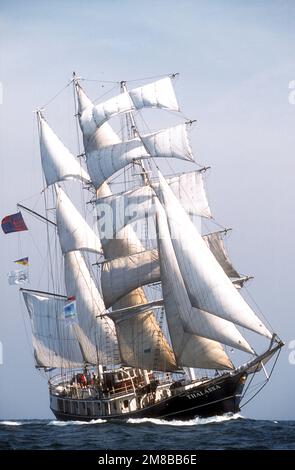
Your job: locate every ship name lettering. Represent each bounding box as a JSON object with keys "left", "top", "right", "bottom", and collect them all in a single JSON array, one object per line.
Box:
[{"left": 187, "top": 384, "right": 221, "bottom": 400}]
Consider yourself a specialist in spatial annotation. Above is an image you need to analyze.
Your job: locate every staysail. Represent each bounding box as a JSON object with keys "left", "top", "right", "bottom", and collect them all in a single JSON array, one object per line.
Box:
[
  {"left": 156, "top": 206, "right": 234, "bottom": 370},
  {"left": 155, "top": 201, "right": 254, "bottom": 355},
  {"left": 156, "top": 171, "right": 272, "bottom": 339}
]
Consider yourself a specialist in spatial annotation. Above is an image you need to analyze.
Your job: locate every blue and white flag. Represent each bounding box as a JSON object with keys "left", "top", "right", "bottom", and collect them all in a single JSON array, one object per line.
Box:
[{"left": 64, "top": 298, "right": 77, "bottom": 321}]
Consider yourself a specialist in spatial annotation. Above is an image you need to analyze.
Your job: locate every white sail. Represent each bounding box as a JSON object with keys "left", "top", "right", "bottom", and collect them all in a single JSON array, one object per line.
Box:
[
  {"left": 142, "top": 124, "right": 193, "bottom": 160},
  {"left": 100, "top": 226, "right": 176, "bottom": 372},
  {"left": 114, "top": 308, "right": 177, "bottom": 371},
  {"left": 100, "top": 228, "right": 177, "bottom": 371},
  {"left": 92, "top": 77, "right": 179, "bottom": 128},
  {"left": 156, "top": 202, "right": 254, "bottom": 354},
  {"left": 157, "top": 172, "right": 272, "bottom": 339},
  {"left": 101, "top": 230, "right": 248, "bottom": 307},
  {"left": 55, "top": 185, "right": 102, "bottom": 254},
  {"left": 93, "top": 92, "right": 134, "bottom": 128},
  {"left": 110, "top": 299, "right": 163, "bottom": 321},
  {"left": 22, "top": 290, "right": 84, "bottom": 368},
  {"left": 75, "top": 82, "right": 178, "bottom": 372},
  {"left": 177, "top": 335, "right": 234, "bottom": 370},
  {"left": 87, "top": 124, "right": 193, "bottom": 189},
  {"left": 64, "top": 250, "right": 120, "bottom": 365},
  {"left": 101, "top": 250, "right": 160, "bottom": 308},
  {"left": 97, "top": 170, "right": 210, "bottom": 241},
  {"left": 96, "top": 185, "right": 156, "bottom": 240},
  {"left": 129, "top": 77, "right": 179, "bottom": 112},
  {"left": 156, "top": 209, "right": 233, "bottom": 370},
  {"left": 38, "top": 113, "right": 90, "bottom": 186},
  {"left": 75, "top": 82, "right": 121, "bottom": 153},
  {"left": 162, "top": 170, "right": 212, "bottom": 218}
]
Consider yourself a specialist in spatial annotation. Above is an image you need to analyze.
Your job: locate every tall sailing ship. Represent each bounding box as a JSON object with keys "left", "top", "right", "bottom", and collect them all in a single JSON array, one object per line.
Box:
[{"left": 19, "top": 73, "right": 283, "bottom": 421}]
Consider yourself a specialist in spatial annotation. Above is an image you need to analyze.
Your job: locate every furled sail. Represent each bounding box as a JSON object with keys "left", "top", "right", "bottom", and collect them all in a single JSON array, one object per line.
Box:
[
  {"left": 101, "top": 249, "right": 160, "bottom": 308},
  {"left": 55, "top": 185, "right": 102, "bottom": 254},
  {"left": 22, "top": 290, "right": 84, "bottom": 368},
  {"left": 87, "top": 124, "right": 193, "bottom": 189},
  {"left": 92, "top": 77, "right": 179, "bottom": 128},
  {"left": 38, "top": 112, "right": 90, "bottom": 186},
  {"left": 64, "top": 250, "right": 120, "bottom": 366},
  {"left": 156, "top": 202, "right": 254, "bottom": 355},
  {"left": 156, "top": 172, "right": 272, "bottom": 339}
]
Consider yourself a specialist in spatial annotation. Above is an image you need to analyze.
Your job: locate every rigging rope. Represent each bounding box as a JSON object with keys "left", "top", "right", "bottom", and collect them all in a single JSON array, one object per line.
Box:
[
  {"left": 40, "top": 80, "right": 73, "bottom": 110},
  {"left": 240, "top": 349, "right": 281, "bottom": 409}
]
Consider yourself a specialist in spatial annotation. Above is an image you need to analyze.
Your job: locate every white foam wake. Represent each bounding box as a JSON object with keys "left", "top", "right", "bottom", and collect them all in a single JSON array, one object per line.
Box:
[
  {"left": 127, "top": 413, "right": 244, "bottom": 426},
  {"left": 0, "top": 421, "right": 23, "bottom": 426},
  {"left": 48, "top": 418, "right": 106, "bottom": 426}
]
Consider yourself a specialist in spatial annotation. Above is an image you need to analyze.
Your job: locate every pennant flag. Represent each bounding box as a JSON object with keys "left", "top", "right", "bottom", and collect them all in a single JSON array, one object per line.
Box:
[
  {"left": 1, "top": 212, "right": 28, "bottom": 234},
  {"left": 8, "top": 269, "right": 29, "bottom": 285},
  {"left": 64, "top": 299, "right": 77, "bottom": 321},
  {"left": 14, "top": 257, "right": 29, "bottom": 266}
]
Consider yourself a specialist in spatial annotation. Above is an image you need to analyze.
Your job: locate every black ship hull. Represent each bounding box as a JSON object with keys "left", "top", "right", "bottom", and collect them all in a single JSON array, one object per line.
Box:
[{"left": 50, "top": 371, "right": 246, "bottom": 422}]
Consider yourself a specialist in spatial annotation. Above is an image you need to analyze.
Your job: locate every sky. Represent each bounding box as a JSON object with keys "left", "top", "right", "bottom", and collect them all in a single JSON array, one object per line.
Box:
[{"left": 0, "top": 0, "right": 295, "bottom": 420}]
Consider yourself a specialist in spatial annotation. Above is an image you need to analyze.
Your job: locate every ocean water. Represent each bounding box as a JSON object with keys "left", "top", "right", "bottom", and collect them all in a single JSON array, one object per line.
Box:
[{"left": 0, "top": 414, "right": 294, "bottom": 450}]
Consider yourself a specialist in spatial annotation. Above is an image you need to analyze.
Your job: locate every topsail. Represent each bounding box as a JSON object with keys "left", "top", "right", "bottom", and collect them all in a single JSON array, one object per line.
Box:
[
  {"left": 87, "top": 124, "right": 193, "bottom": 189},
  {"left": 92, "top": 77, "right": 179, "bottom": 128}
]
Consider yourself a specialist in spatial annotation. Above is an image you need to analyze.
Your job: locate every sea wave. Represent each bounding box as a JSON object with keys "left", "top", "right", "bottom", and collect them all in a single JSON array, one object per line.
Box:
[
  {"left": 47, "top": 419, "right": 106, "bottom": 426},
  {"left": 127, "top": 413, "right": 244, "bottom": 426},
  {"left": 0, "top": 421, "right": 23, "bottom": 426}
]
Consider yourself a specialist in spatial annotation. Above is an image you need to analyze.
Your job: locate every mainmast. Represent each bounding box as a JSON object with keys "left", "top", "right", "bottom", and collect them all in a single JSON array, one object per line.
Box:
[
  {"left": 73, "top": 75, "right": 177, "bottom": 374},
  {"left": 120, "top": 80, "right": 150, "bottom": 186},
  {"left": 119, "top": 80, "right": 155, "bottom": 385}
]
